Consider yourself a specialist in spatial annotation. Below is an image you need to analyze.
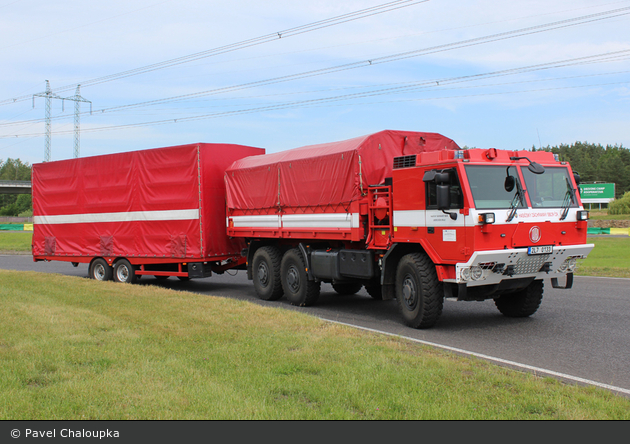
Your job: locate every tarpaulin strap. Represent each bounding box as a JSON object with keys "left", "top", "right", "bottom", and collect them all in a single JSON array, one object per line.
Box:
[
  {"left": 359, "top": 155, "right": 365, "bottom": 196},
  {"left": 197, "top": 146, "right": 204, "bottom": 257},
  {"left": 277, "top": 168, "right": 281, "bottom": 207}
]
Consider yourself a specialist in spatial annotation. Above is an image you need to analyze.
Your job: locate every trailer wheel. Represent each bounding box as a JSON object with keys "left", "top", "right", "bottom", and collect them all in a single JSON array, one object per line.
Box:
[
  {"left": 113, "top": 259, "right": 137, "bottom": 284},
  {"left": 252, "top": 246, "right": 283, "bottom": 301},
  {"left": 89, "top": 258, "right": 112, "bottom": 281},
  {"left": 395, "top": 253, "right": 443, "bottom": 328},
  {"left": 494, "top": 280, "right": 543, "bottom": 317},
  {"left": 281, "top": 248, "right": 320, "bottom": 306},
  {"left": 332, "top": 282, "right": 363, "bottom": 295}
]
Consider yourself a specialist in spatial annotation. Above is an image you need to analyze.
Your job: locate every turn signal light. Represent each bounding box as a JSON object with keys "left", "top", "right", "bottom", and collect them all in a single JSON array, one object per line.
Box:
[
  {"left": 478, "top": 213, "right": 495, "bottom": 224},
  {"left": 577, "top": 210, "right": 589, "bottom": 221}
]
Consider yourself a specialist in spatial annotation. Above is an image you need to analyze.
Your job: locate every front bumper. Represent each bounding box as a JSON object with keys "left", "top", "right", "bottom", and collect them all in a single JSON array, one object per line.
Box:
[{"left": 444, "top": 243, "right": 594, "bottom": 286}]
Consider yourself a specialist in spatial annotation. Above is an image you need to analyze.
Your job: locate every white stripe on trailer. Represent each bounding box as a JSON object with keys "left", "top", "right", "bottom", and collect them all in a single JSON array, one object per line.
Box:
[{"left": 34, "top": 209, "right": 200, "bottom": 225}]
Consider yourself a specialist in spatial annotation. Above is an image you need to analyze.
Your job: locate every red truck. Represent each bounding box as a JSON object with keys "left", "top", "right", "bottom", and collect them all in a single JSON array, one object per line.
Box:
[{"left": 32, "top": 130, "right": 594, "bottom": 328}]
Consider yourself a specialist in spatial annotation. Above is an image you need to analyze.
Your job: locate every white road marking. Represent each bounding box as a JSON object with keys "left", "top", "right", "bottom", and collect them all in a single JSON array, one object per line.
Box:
[{"left": 325, "top": 319, "right": 630, "bottom": 397}]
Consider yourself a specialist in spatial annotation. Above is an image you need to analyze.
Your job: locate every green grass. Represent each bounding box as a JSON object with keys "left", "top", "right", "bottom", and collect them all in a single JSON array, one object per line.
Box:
[
  {"left": 586, "top": 211, "right": 630, "bottom": 221},
  {"left": 576, "top": 237, "right": 630, "bottom": 278},
  {"left": 0, "top": 270, "right": 628, "bottom": 420},
  {"left": 0, "top": 231, "right": 31, "bottom": 252}
]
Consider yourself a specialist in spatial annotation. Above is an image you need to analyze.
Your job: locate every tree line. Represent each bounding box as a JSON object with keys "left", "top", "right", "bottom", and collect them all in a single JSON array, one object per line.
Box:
[
  {"left": 0, "top": 158, "right": 32, "bottom": 217},
  {"left": 1, "top": 142, "right": 629, "bottom": 215},
  {"left": 534, "top": 142, "right": 630, "bottom": 199}
]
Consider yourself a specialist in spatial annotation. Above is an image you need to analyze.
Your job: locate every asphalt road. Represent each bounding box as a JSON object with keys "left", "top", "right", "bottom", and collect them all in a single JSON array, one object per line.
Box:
[{"left": 2, "top": 254, "right": 629, "bottom": 397}]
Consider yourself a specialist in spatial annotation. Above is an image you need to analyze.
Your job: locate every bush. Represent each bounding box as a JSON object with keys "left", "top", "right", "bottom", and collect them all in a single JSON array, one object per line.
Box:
[{"left": 608, "top": 191, "right": 630, "bottom": 215}]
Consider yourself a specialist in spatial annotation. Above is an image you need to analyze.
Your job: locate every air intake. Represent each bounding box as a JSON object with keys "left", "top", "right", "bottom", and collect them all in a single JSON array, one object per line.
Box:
[{"left": 393, "top": 155, "right": 417, "bottom": 169}]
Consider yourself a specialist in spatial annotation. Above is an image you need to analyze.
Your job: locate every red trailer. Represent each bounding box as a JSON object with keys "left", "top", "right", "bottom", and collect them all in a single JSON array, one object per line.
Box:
[{"left": 32, "top": 142, "right": 264, "bottom": 282}]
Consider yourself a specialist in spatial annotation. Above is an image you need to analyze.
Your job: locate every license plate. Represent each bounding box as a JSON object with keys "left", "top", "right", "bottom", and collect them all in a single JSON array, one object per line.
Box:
[{"left": 528, "top": 245, "right": 553, "bottom": 255}]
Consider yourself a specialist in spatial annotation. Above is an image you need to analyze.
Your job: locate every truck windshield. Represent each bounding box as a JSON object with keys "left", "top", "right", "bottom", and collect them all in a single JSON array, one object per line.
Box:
[
  {"left": 465, "top": 165, "right": 526, "bottom": 210},
  {"left": 521, "top": 166, "right": 577, "bottom": 208}
]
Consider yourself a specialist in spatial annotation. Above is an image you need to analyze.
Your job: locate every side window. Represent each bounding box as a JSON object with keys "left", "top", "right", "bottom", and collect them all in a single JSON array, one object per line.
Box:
[{"left": 425, "top": 168, "right": 463, "bottom": 209}]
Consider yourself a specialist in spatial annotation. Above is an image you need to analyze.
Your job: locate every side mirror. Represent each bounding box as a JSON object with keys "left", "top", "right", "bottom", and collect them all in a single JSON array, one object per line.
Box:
[
  {"left": 437, "top": 184, "right": 450, "bottom": 210},
  {"left": 528, "top": 162, "right": 545, "bottom": 175},
  {"left": 573, "top": 171, "right": 581, "bottom": 186},
  {"left": 504, "top": 176, "right": 515, "bottom": 192}
]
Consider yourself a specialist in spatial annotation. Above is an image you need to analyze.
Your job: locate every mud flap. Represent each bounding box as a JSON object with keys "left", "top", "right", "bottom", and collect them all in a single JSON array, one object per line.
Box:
[{"left": 551, "top": 273, "right": 573, "bottom": 289}]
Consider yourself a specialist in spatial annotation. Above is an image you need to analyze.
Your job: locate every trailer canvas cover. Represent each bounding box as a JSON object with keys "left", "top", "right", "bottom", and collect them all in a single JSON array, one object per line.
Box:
[
  {"left": 225, "top": 130, "right": 460, "bottom": 212},
  {"left": 32, "top": 143, "right": 264, "bottom": 260}
]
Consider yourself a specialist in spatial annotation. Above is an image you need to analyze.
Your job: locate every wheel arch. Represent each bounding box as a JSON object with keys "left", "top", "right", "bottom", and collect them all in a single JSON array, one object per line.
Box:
[{"left": 381, "top": 243, "right": 429, "bottom": 300}]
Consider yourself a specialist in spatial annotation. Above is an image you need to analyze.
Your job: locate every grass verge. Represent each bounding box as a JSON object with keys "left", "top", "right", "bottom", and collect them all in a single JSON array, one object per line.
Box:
[
  {"left": 0, "top": 231, "right": 32, "bottom": 252},
  {"left": 575, "top": 237, "right": 630, "bottom": 278},
  {"left": 587, "top": 212, "right": 630, "bottom": 221},
  {"left": 1, "top": 270, "right": 628, "bottom": 420}
]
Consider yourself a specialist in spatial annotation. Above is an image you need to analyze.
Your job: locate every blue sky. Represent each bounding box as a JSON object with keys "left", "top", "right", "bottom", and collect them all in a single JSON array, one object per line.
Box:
[{"left": 1, "top": 0, "right": 629, "bottom": 164}]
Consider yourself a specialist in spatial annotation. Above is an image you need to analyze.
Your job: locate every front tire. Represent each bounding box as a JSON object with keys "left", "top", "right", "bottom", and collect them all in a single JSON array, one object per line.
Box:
[
  {"left": 281, "top": 248, "right": 320, "bottom": 306},
  {"left": 113, "top": 259, "right": 137, "bottom": 284},
  {"left": 395, "top": 253, "right": 443, "bottom": 328},
  {"left": 89, "top": 258, "right": 112, "bottom": 281},
  {"left": 494, "top": 280, "right": 543, "bottom": 317},
  {"left": 252, "top": 246, "right": 283, "bottom": 301}
]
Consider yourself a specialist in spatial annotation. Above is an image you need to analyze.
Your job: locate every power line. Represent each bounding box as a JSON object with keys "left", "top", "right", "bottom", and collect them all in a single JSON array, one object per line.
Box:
[
  {"left": 64, "top": 6, "right": 630, "bottom": 114},
  {"left": 0, "top": 0, "right": 430, "bottom": 106},
  {"left": 6, "top": 52, "right": 628, "bottom": 139},
  {"left": 3, "top": 5, "right": 629, "bottom": 136},
  {"left": 3, "top": 46, "right": 628, "bottom": 132}
]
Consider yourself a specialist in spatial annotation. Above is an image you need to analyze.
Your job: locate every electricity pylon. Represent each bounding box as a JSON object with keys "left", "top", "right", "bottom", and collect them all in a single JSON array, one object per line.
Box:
[
  {"left": 66, "top": 85, "right": 92, "bottom": 158},
  {"left": 32, "top": 80, "right": 63, "bottom": 162},
  {"left": 33, "top": 81, "right": 92, "bottom": 161}
]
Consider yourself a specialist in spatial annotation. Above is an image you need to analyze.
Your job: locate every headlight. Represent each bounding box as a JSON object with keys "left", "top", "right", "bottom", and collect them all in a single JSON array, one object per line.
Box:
[
  {"left": 577, "top": 210, "right": 589, "bottom": 221},
  {"left": 567, "top": 257, "right": 578, "bottom": 272},
  {"left": 557, "top": 261, "right": 568, "bottom": 273},
  {"left": 461, "top": 267, "right": 471, "bottom": 281},
  {"left": 470, "top": 266, "right": 483, "bottom": 280},
  {"left": 478, "top": 213, "right": 495, "bottom": 224}
]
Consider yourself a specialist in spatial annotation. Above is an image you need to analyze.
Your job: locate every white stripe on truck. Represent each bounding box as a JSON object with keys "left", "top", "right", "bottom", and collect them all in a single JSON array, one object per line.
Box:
[{"left": 34, "top": 209, "right": 200, "bottom": 225}]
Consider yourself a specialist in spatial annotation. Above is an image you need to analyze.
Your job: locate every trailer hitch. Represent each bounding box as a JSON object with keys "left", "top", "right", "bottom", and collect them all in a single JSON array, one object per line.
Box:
[{"left": 551, "top": 273, "right": 573, "bottom": 289}]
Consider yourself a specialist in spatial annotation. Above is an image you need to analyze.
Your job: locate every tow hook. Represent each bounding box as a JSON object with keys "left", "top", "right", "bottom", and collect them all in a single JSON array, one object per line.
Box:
[{"left": 551, "top": 273, "right": 573, "bottom": 289}]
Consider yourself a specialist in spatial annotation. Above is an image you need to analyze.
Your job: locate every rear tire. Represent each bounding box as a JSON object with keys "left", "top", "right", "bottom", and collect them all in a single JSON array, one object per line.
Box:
[
  {"left": 89, "top": 258, "right": 112, "bottom": 281},
  {"left": 494, "top": 280, "right": 543, "bottom": 317},
  {"left": 113, "top": 259, "right": 137, "bottom": 284},
  {"left": 395, "top": 253, "right": 443, "bottom": 328},
  {"left": 332, "top": 282, "right": 362, "bottom": 295},
  {"left": 281, "top": 248, "right": 320, "bottom": 306},
  {"left": 252, "top": 246, "right": 283, "bottom": 301}
]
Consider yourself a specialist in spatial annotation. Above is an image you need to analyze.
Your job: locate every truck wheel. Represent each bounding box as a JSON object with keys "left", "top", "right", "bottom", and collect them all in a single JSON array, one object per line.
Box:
[
  {"left": 252, "top": 246, "right": 283, "bottom": 301},
  {"left": 281, "top": 248, "right": 320, "bottom": 306},
  {"left": 113, "top": 259, "right": 137, "bottom": 284},
  {"left": 89, "top": 258, "right": 112, "bottom": 281},
  {"left": 365, "top": 284, "right": 383, "bottom": 300},
  {"left": 494, "top": 280, "right": 543, "bottom": 317},
  {"left": 395, "top": 253, "right": 443, "bottom": 328},
  {"left": 332, "top": 282, "right": 362, "bottom": 295}
]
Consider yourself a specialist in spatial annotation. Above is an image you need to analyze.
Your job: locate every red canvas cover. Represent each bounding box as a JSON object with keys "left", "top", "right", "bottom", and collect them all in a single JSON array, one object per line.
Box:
[
  {"left": 225, "top": 130, "right": 459, "bottom": 211},
  {"left": 33, "top": 143, "right": 264, "bottom": 260}
]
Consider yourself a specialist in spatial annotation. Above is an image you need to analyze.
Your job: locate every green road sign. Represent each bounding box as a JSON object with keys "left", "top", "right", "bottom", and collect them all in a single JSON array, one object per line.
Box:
[{"left": 579, "top": 183, "right": 615, "bottom": 203}]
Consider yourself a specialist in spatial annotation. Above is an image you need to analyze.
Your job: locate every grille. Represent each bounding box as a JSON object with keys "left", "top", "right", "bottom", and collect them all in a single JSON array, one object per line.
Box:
[
  {"left": 393, "top": 155, "right": 417, "bottom": 169},
  {"left": 513, "top": 254, "right": 550, "bottom": 275}
]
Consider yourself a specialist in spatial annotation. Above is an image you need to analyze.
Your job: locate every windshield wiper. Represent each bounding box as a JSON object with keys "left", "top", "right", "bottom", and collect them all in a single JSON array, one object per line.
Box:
[
  {"left": 506, "top": 181, "right": 524, "bottom": 222},
  {"left": 559, "top": 177, "right": 575, "bottom": 221}
]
